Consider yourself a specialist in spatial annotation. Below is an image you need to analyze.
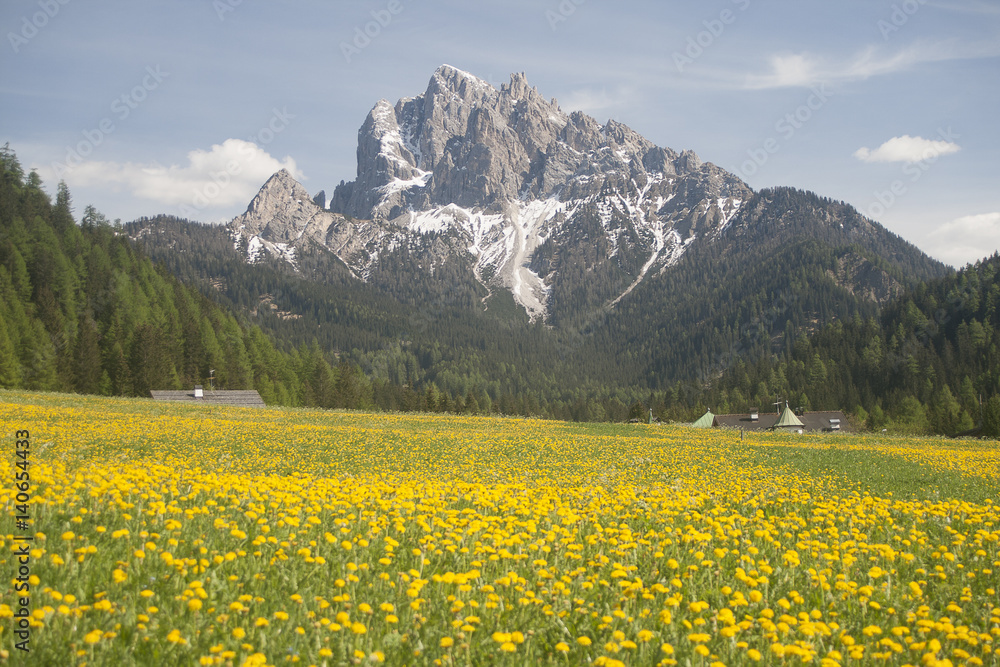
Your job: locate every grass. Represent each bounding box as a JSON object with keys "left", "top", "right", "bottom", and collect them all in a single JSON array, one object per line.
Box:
[{"left": 1, "top": 389, "right": 998, "bottom": 666}]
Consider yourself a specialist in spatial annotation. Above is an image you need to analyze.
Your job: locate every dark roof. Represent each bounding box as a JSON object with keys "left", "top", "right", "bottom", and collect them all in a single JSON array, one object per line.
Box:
[
  {"left": 713, "top": 410, "right": 852, "bottom": 433},
  {"left": 149, "top": 390, "right": 266, "bottom": 408},
  {"left": 714, "top": 413, "right": 778, "bottom": 430}
]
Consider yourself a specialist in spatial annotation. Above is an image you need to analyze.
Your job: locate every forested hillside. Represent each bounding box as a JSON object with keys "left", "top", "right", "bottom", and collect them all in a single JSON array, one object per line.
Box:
[
  {"left": 0, "top": 146, "right": 371, "bottom": 409},
  {"left": 127, "top": 182, "right": 953, "bottom": 420},
  {"left": 585, "top": 187, "right": 949, "bottom": 390},
  {"left": 698, "top": 253, "right": 1000, "bottom": 436},
  {"left": 126, "top": 215, "right": 647, "bottom": 419}
]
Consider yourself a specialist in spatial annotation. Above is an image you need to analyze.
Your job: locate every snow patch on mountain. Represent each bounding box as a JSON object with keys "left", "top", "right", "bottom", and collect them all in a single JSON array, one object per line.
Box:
[{"left": 230, "top": 67, "right": 757, "bottom": 320}]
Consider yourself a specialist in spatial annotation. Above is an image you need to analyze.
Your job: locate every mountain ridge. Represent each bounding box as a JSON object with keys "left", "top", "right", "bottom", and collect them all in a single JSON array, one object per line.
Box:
[{"left": 231, "top": 65, "right": 757, "bottom": 320}]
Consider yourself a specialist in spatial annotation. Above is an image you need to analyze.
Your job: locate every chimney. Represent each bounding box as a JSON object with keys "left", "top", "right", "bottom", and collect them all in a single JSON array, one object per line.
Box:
[{"left": 194, "top": 385, "right": 204, "bottom": 399}]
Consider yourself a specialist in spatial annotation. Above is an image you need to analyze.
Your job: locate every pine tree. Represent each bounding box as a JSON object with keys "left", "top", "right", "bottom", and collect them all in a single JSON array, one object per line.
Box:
[
  {"left": 0, "top": 315, "right": 20, "bottom": 387},
  {"left": 130, "top": 323, "right": 173, "bottom": 396},
  {"left": 73, "top": 312, "right": 102, "bottom": 394},
  {"left": 464, "top": 390, "right": 480, "bottom": 415},
  {"left": 983, "top": 396, "right": 1000, "bottom": 439}
]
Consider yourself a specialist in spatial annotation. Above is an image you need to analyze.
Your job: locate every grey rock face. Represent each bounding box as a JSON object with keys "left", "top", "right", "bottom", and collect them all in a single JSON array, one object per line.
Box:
[
  {"left": 332, "top": 65, "right": 750, "bottom": 223},
  {"left": 228, "top": 169, "right": 386, "bottom": 277},
  {"left": 234, "top": 65, "right": 754, "bottom": 320}
]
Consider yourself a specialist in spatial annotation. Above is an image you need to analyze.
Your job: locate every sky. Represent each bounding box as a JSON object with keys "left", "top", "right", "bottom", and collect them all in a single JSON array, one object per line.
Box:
[{"left": 2, "top": 0, "right": 998, "bottom": 268}]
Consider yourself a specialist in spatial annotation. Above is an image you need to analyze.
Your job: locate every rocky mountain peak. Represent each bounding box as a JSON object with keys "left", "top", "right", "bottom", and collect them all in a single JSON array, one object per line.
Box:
[
  {"left": 240, "top": 66, "right": 754, "bottom": 321},
  {"left": 429, "top": 64, "right": 495, "bottom": 101},
  {"left": 332, "top": 65, "right": 746, "bottom": 225},
  {"left": 236, "top": 169, "right": 311, "bottom": 239}
]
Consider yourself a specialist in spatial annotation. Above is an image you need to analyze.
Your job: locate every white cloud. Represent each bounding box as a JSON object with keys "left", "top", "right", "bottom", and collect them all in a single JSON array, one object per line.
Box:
[
  {"left": 558, "top": 87, "right": 621, "bottom": 114},
  {"left": 748, "top": 53, "right": 821, "bottom": 88},
  {"left": 854, "top": 135, "right": 961, "bottom": 163},
  {"left": 42, "top": 139, "right": 303, "bottom": 215},
  {"left": 743, "top": 41, "right": 1000, "bottom": 89},
  {"left": 929, "top": 212, "right": 1000, "bottom": 267}
]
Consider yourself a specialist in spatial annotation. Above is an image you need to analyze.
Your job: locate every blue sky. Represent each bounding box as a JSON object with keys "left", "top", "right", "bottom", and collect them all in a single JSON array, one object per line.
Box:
[{"left": 2, "top": 0, "right": 998, "bottom": 266}]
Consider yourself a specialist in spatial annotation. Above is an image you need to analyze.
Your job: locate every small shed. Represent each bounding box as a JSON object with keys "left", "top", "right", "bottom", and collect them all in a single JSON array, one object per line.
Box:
[{"left": 150, "top": 387, "right": 265, "bottom": 408}]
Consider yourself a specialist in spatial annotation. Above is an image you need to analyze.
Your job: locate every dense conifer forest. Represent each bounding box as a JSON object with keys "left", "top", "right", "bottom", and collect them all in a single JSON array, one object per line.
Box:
[{"left": 0, "top": 146, "right": 371, "bottom": 410}]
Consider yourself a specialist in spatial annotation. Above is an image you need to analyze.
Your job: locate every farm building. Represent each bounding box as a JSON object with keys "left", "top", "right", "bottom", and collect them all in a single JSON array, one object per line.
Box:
[
  {"left": 150, "top": 385, "right": 266, "bottom": 408},
  {"left": 693, "top": 405, "right": 851, "bottom": 433},
  {"left": 690, "top": 410, "right": 715, "bottom": 428}
]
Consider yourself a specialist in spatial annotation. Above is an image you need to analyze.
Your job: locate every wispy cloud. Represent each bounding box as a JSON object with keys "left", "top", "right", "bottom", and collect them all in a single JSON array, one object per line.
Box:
[
  {"left": 854, "top": 135, "right": 961, "bottom": 163},
  {"left": 926, "top": 0, "right": 1000, "bottom": 16},
  {"left": 558, "top": 86, "right": 628, "bottom": 115},
  {"left": 929, "top": 212, "right": 1000, "bottom": 266},
  {"left": 742, "top": 40, "right": 1000, "bottom": 89},
  {"left": 39, "top": 140, "right": 302, "bottom": 214}
]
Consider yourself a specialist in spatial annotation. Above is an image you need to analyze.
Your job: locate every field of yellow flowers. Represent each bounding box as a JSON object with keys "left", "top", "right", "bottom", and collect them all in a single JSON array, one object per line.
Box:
[{"left": 1, "top": 389, "right": 998, "bottom": 666}]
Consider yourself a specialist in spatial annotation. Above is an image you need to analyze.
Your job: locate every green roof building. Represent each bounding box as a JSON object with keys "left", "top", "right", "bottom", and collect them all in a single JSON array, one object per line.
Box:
[
  {"left": 691, "top": 410, "right": 715, "bottom": 428},
  {"left": 773, "top": 403, "right": 805, "bottom": 433}
]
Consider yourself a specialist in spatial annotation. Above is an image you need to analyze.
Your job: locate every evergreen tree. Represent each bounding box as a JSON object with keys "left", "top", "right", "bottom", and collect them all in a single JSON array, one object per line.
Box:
[
  {"left": 464, "top": 390, "right": 480, "bottom": 415},
  {"left": 130, "top": 323, "right": 174, "bottom": 396},
  {"left": 73, "top": 312, "right": 102, "bottom": 394},
  {"left": 983, "top": 396, "right": 1000, "bottom": 439},
  {"left": 0, "top": 315, "right": 20, "bottom": 387}
]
